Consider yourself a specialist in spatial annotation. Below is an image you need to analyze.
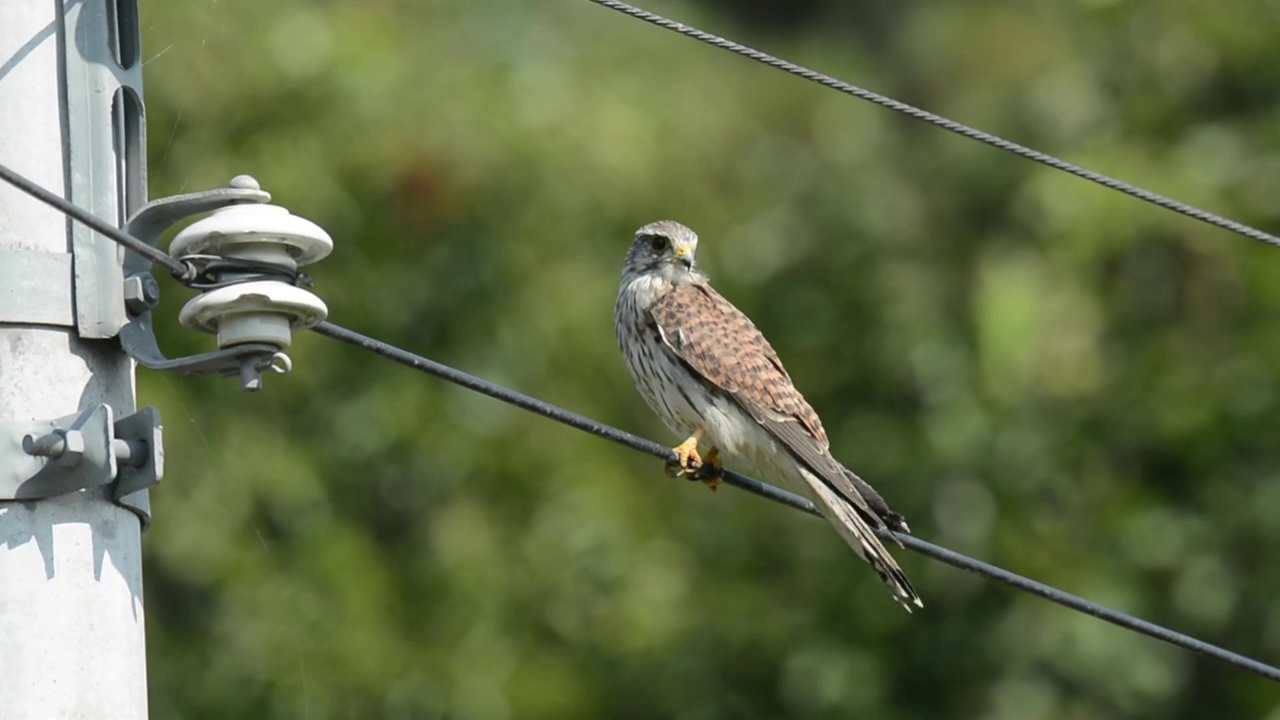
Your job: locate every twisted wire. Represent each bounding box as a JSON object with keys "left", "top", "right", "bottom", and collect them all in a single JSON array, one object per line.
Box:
[
  {"left": 310, "top": 320, "right": 1280, "bottom": 684},
  {"left": 587, "top": 0, "right": 1280, "bottom": 249},
  {"left": 0, "top": 162, "right": 193, "bottom": 279},
  {"left": 3, "top": 111, "right": 1277, "bottom": 683}
]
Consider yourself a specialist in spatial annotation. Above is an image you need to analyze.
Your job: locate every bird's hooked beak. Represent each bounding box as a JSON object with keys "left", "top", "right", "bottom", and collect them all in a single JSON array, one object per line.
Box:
[{"left": 673, "top": 245, "right": 694, "bottom": 270}]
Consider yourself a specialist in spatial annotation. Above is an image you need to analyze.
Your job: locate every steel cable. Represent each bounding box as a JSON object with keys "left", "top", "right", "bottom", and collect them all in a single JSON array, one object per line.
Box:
[
  {"left": 311, "top": 320, "right": 1280, "bottom": 684},
  {"left": 586, "top": 0, "right": 1280, "bottom": 249}
]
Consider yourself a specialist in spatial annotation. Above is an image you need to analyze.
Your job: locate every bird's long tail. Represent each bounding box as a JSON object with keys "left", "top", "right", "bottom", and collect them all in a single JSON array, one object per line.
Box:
[
  {"left": 841, "top": 466, "right": 911, "bottom": 535},
  {"left": 800, "top": 467, "right": 923, "bottom": 612}
]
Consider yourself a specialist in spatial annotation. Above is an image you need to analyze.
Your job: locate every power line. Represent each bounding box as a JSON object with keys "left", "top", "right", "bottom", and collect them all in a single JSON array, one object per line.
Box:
[
  {"left": 586, "top": 0, "right": 1280, "bottom": 250},
  {"left": 310, "top": 322, "right": 816, "bottom": 514},
  {"left": 0, "top": 162, "right": 191, "bottom": 279},
  {"left": 1, "top": 159, "right": 1276, "bottom": 681},
  {"left": 309, "top": 320, "right": 1280, "bottom": 684}
]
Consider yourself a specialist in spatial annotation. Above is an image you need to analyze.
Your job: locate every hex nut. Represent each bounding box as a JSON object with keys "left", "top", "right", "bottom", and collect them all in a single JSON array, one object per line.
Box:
[
  {"left": 55, "top": 430, "right": 85, "bottom": 468},
  {"left": 123, "top": 275, "right": 161, "bottom": 314}
]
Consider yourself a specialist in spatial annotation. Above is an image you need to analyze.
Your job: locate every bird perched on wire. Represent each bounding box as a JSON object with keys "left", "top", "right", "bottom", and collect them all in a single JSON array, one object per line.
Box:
[{"left": 614, "top": 219, "right": 921, "bottom": 611}]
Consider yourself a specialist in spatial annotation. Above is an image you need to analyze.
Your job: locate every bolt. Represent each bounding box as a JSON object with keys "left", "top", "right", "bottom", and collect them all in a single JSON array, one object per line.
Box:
[
  {"left": 141, "top": 275, "right": 161, "bottom": 304},
  {"left": 123, "top": 274, "right": 161, "bottom": 314},
  {"left": 112, "top": 438, "right": 146, "bottom": 467},
  {"left": 239, "top": 355, "right": 265, "bottom": 392},
  {"left": 22, "top": 429, "right": 85, "bottom": 467}
]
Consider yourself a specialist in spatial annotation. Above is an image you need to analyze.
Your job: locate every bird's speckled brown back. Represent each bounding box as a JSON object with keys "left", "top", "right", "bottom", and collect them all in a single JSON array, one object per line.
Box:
[{"left": 647, "top": 281, "right": 829, "bottom": 447}]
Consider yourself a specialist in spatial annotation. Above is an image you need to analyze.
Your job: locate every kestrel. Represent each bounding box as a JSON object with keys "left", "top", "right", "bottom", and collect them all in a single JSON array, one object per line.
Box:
[{"left": 615, "top": 220, "right": 921, "bottom": 611}]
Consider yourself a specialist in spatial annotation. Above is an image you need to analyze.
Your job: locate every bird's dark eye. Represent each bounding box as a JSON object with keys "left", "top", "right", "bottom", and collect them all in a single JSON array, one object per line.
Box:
[{"left": 649, "top": 235, "right": 668, "bottom": 252}]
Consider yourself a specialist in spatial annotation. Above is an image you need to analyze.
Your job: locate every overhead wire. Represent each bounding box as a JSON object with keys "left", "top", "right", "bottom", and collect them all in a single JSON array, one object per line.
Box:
[
  {"left": 2, "top": 4, "right": 1278, "bottom": 679},
  {"left": 0, "top": 162, "right": 192, "bottom": 279},
  {"left": 309, "top": 320, "right": 1280, "bottom": 684},
  {"left": 585, "top": 0, "right": 1280, "bottom": 250}
]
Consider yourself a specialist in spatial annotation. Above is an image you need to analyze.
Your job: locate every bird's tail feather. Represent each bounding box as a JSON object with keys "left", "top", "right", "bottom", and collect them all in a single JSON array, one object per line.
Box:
[
  {"left": 801, "top": 467, "right": 923, "bottom": 612},
  {"left": 840, "top": 466, "right": 911, "bottom": 537}
]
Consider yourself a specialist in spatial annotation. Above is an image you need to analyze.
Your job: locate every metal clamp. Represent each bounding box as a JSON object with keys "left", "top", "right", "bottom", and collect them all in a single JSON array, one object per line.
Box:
[
  {"left": 119, "top": 175, "right": 320, "bottom": 391},
  {"left": 2, "top": 405, "right": 164, "bottom": 528}
]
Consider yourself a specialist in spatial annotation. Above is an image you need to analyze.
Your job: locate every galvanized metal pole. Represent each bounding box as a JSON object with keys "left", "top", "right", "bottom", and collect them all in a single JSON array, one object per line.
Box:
[{"left": 0, "top": 1, "right": 150, "bottom": 718}]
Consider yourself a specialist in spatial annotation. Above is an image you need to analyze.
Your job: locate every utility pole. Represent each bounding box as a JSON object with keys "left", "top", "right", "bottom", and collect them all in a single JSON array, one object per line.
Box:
[{"left": 0, "top": 1, "right": 151, "bottom": 717}]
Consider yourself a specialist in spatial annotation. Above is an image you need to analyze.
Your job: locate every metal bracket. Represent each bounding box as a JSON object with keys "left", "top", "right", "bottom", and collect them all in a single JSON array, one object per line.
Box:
[
  {"left": 0, "top": 405, "right": 164, "bottom": 528},
  {"left": 65, "top": 0, "right": 147, "bottom": 339},
  {"left": 112, "top": 406, "right": 162, "bottom": 526},
  {"left": 117, "top": 178, "right": 286, "bottom": 391},
  {"left": 122, "top": 179, "right": 271, "bottom": 278},
  {"left": 6, "top": 406, "right": 116, "bottom": 500},
  {"left": 118, "top": 294, "right": 289, "bottom": 390}
]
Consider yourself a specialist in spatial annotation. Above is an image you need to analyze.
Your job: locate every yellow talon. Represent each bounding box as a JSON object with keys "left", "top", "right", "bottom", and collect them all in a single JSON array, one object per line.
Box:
[
  {"left": 662, "top": 431, "right": 723, "bottom": 491},
  {"left": 664, "top": 431, "right": 705, "bottom": 478},
  {"left": 673, "top": 435, "right": 702, "bottom": 470}
]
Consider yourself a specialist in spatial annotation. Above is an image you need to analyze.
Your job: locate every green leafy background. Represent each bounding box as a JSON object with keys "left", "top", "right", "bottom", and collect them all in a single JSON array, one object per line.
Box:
[{"left": 138, "top": 1, "right": 1280, "bottom": 717}]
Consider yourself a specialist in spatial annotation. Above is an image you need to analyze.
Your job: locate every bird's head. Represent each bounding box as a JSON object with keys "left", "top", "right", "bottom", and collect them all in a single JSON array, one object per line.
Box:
[{"left": 623, "top": 219, "right": 701, "bottom": 284}]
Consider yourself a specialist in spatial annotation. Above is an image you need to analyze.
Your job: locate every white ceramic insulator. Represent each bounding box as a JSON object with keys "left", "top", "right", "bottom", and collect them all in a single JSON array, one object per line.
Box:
[
  {"left": 170, "top": 203, "right": 333, "bottom": 268},
  {"left": 178, "top": 281, "right": 329, "bottom": 348}
]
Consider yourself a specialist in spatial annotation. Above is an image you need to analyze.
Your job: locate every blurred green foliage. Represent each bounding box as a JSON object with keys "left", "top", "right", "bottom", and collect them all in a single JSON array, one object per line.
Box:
[{"left": 137, "top": 0, "right": 1280, "bottom": 717}]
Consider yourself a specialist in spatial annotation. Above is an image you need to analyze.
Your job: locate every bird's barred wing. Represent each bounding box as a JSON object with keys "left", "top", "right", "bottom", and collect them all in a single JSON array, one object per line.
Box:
[{"left": 648, "top": 282, "right": 885, "bottom": 528}]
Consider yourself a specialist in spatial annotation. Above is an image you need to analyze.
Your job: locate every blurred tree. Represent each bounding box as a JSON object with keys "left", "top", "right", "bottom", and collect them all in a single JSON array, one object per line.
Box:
[{"left": 134, "top": 0, "right": 1280, "bottom": 718}]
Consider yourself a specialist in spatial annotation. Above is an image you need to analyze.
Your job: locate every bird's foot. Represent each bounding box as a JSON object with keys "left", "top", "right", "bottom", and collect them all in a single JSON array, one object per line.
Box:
[
  {"left": 694, "top": 447, "right": 723, "bottom": 492},
  {"left": 664, "top": 435, "right": 703, "bottom": 479}
]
